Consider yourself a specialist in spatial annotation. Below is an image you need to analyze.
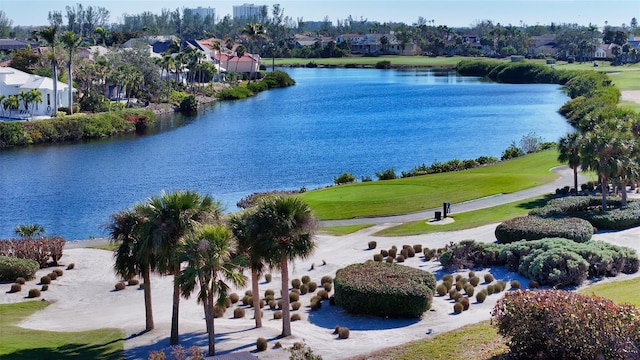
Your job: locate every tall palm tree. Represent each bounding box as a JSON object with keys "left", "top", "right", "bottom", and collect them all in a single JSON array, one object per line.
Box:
[
  {"left": 558, "top": 132, "right": 582, "bottom": 195},
  {"left": 177, "top": 224, "right": 246, "bottom": 356},
  {"left": 108, "top": 207, "right": 156, "bottom": 331},
  {"left": 235, "top": 45, "right": 246, "bottom": 77},
  {"left": 3, "top": 95, "right": 19, "bottom": 116},
  {"left": 94, "top": 26, "right": 108, "bottom": 46},
  {"left": 60, "top": 30, "right": 82, "bottom": 114},
  {"left": 241, "top": 23, "right": 266, "bottom": 83},
  {"left": 252, "top": 196, "right": 317, "bottom": 337},
  {"left": 38, "top": 25, "right": 59, "bottom": 115},
  {"left": 28, "top": 89, "right": 43, "bottom": 115},
  {"left": 141, "top": 190, "right": 223, "bottom": 345}
]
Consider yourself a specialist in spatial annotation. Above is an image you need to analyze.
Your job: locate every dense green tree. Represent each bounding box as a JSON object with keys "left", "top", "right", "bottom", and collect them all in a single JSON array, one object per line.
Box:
[{"left": 3, "top": 95, "right": 20, "bottom": 116}]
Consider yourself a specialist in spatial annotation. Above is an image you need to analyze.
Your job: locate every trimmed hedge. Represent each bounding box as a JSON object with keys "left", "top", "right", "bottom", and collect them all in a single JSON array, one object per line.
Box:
[
  {"left": 530, "top": 196, "right": 640, "bottom": 230},
  {"left": 492, "top": 290, "right": 640, "bottom": 359},
  {"left": 334, "top": 261, "right": 436, "bottom": 318},
  {"left": 494, "top": 216, "right": 593, "bottom": 244},
  {"left": 0, "top": 256, "right": 39, "bottom": 281}
]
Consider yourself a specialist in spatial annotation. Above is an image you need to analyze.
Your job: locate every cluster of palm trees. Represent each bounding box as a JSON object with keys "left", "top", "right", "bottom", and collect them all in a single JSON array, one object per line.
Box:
[
  {"left": 0, "top": 89, "right": 43, "bottom": 117},
  {"left": 107, "top": 190, "right": 316, "bottom": 356}
]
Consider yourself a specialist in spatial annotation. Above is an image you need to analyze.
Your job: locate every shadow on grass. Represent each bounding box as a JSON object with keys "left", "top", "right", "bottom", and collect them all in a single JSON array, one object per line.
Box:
[
  {"left": 2, "top": 341, "right": 123, "bottom": 360},
  {"left": 307, "top": 302, "right": 420, "bottom": 331},
  {"left": 514, "top": 194, "right": 554, "bottom": 210}
]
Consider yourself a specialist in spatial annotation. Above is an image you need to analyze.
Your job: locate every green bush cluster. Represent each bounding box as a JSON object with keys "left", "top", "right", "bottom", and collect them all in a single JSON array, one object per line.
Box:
[
  {"left": 492, "top": 290, "right": 640, "bottom": 359},
  {"left": 179, "top": 95, "right": 198, "bottom": 113},
  {"left": 456, "top": 60, "right": 579, "bottom": 85},
  {"left": 334, "top": 261, "right": 436, "bottom": 317},
  {"left": 401, "top": 156, "right": 499, "bottom": 178},
  {"left": 440, "top": 238, "right": 638, "bottom": 287},
  {"left": 216, "top": 86, "right": 253, "bottom": 100},
  {"left": 0, "top": 109, "right": 155, "bottom": 148},
  {"left": 0, "top": 256, "right": 39, "bottom": 281},
  {"left": 495, "top": 216, "right": 594, "bottom": 243},
  {"left": 334, "top": 172, "right": 356, "bottom": 185},
  {"left": 529, "top": 196, "right": 640, "bottom": 230}
]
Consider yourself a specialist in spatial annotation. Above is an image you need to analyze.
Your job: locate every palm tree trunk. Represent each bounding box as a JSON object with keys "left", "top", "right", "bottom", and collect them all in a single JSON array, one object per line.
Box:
[
  {"left": 52, "top": 60, "right": 58, "bottom": 114},
  {"left": 601, "top": 177, "right": 608, "bottom": 212},
  {"left": 252, "top": 269, "right": 262, "bottom": 328},
  {"left": 280, "top": 255, "right": 291, "bottom": 337},
  {"left": 205, "top": 292, "right": 215, "bottom": 356},
  {"left": 170, "top": 264, "right": 181, "bottom": 345},
  {"left": 143, "top": 265, "right": 154, "bottom": 331},
  {"left": 67, "top": 60, "right": 73, "bottom": 114},
  {"left": 573, "top": 167, "right": 578, "bottom": 196},
  {"left": 621, "top": 181, "right": 628, "bottom": 207}
]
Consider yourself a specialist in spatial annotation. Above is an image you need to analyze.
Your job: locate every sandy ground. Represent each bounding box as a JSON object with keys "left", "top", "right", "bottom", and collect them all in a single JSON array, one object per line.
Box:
[
  {"left": 621, "top": 90, "right": 640, "bottom": 103},
  {"left": 3, "top": 221, "right": 640, "bottom": 360}
]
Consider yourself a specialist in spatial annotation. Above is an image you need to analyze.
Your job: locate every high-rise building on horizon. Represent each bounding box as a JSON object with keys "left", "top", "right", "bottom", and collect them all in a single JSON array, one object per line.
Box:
[
  {"left": 233, "top": 3, "right": 265, "bottom": 20},
  {"left": 186, "top": 6, "right": 215, "bottom": 20}
]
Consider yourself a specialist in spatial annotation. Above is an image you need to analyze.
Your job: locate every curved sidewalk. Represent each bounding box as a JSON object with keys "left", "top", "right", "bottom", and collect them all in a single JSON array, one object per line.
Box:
[{"left": 319, "top": 165, "right": 584, "bottom": 227}]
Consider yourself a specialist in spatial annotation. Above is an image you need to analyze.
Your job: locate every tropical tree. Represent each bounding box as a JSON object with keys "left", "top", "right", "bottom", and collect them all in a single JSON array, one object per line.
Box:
[
  {"left": 108, "top": 207, "right": 156, "bottom": 331},
  {"left": 251, "top": 197, "right": 316, "bottom": 337},
  {"left": 60, "top": 30, "right": 82, "bottom": 114},
  {"left": 177, "top": 224, "right": 246, "bottom": 356},
  {"left": 241, "top": 23, "right": 267, "bottom": 83},
  {"left": 94, "top": 26, "right": 108, "bottom": 46},
  {"left": 557, "top": 132, "right": 583, "bottom": 195},
  {"left": 112, "top": 64, "right": 144, "bottom": 104},
  {"left": 235, "top": 45, "right": 246, "bottom": 77},
  {"left": 38, "top": 25, "right": 59, "bottom": 114},
  {"left": 141, "top": 190, "right": 223, "bottom": 345},
  {"left": 3, "top": 95, "right": 19, "bottom": 116},
  {"left": 14, "top": 224, "right": 45, "bottom": 238}
]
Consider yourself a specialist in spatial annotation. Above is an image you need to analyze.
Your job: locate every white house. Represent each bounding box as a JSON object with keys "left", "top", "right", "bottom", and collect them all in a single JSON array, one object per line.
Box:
[{"left": 0, "top": 67, "right": 72, "bottom": 118}]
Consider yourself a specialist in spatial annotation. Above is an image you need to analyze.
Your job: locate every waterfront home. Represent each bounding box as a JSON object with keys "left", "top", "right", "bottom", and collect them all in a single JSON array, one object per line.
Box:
[{"left": 0, "top": 66, "right": 72, "bottom": 118}]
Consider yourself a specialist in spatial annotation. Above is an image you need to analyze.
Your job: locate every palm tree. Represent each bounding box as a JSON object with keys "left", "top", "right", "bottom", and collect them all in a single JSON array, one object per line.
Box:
[
  {"left": 108, "top": 207, "right": 156, "bottom": 332},
  {"left": 177, "top": 224, "right": 246, "bottom": 356},
  {"left": 235, "top": 45, "right": 246, "bottom": 78},
  {"left": 15, "top": 224, "right": 45, "bottom": 238},
  {"left": 241, "top": 23, "right": 266, "bottom": 83},
  {"left": 38, "top": 25, "right": 59, "bottom": 115},
  {"left": 557, "top": 132, "right": 582, "bottom": 195},
  {"left": 60, "top": 30, "right": 82, "bottom": 114},
  {"left": 252, "top": 196, "right": 317, "bottom": 337},
  {"left": 94, "top": 26, "right": 108, "bottom": 46},
  {"left": 3, "top": 95, "right": 19, "bottom": 117},
  {"left": 142, "top": 190, "right": 223, "bottom": 345},
  {"left": 28, "top": 89, "right": 43, "bottom": 115}
]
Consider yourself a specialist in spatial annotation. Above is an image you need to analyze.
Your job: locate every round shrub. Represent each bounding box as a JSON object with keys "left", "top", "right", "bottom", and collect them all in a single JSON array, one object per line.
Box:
[
  {"left": 301, "top": 275, "right": 311, "bottom": 284},
  {"left": 66, "top": 263, "right": 75, "bottom": 270},
  {"left": 291, "top": 301, "right": 301, "bottom": 311},
  {"left": 338, "top": 327, "right": 350, "bottom": 339},
  {"left": 529, "top": 280, "right": 540, "bottom": 289},
  {"left": 442, "top": 280, "right": 453, "bottom": 290},
  {"left": 229, "top": 293, "right": 240, "bottom": 303},
  {"left": 289, "top": 292, "right": 300, "bottom": 302},
  {"left": 468, "top": 271, "right": 475, "bottom": 278},
  {"left": 373, "top": 254, "right": 383, "bottom": 262},
  {"left": 510, "top": 280, "right": 521, "bottom": 289},
  {"left": 127, "top": 279, "right": 139, "bottom": 286},
  {"left": 264, "top": 289, "right": 274, "bottom": 298},
  {"left": 308, "top": 282, "right": 318, "bottom": 292},
  {"left": 476, "top": 290, "right": 488, "bottom": 303},
  {"left": 256, "top": 337, "right": 268, "bottom": 352},
  {"left": 52, "top": 269, "right": 63, "bottom": 277},
  {"left": 464, "top": 284, "right": 475, "bottom": 297},
  {"left": 310, "top": 296, "right": 322, "bottom": 311},
  {"left": 273, "top": 311, "right": 282, "bottom": 319},
  {"left": 333, "top": 325, "right": 340, "bottom": 334},
  {"left": 38, "top": 275, "right": 51, "bottom": 284},
  {"left": 459, "top": 297, "right": 470, "bottom": 311},
  {"left": 452, "top": 292, "right": 463, "bottom": 301},
  {"left": 323, "top": 282, "right": 333, "bottom": 292},
  {"left": 299, "top": 284, "right": 309, "bottom": 295},
  {"left": 388, "top": 248, "right": 397, "bottom": 258},
  {"left": 15, "top": 277, "right": 26, "bottom": 284},
  {"left": 487, "top": 284, "right": 496, "bottom": 294},
  {"left": 0, "top": 257, "right": 39, "bottom": 282},
  {"left": 448, "top": 288, "right": 458, "bottom": 299},
  {"left": 453, "top": 302, "right": 463, "bottom": 314},
  {"left": 455, "top": 275, "right": 463, "bottom": 282},
  {"left": 268, "top": 300, "right": 277, "bottom": 310},
  {"left": 225, "top": 298, "right": 232, "bottom": 308},
  {"left": 495, "top": 216, "right": 593, "bottom": 244},
  {"left": 214, "top": 305, "right": 225, "bottom": 318},
  {"left": 9, "top": 283, "right": 21, "bottom": 293},
  {"left": 28, "top": 288, "right": 41, "bottom": 298},
  {"left": 436, "top": 284, "right": 448, "bottom": 296},
  {"left": 242, "top": 295, "right": 252, "bottom": 306},
  {"left": 413, "top": 244, "right": 422, "bottom": 253},
  {"left": 455, "top": 281, "right": 464, "bottom": 291},
  {"left": 277, "top": 300, "right": 283, "bottom": 309},
  {"left": 407, "top": 247, "right": 416, "bottom": 258},
  {"left": 496, "top": 280, "right": 506, "bottom": 292},
  {"left": 41, "top": 285, "right": 48, "bottom": 291},
  {"left": 368, "top": 241, "right": 377, "bottom": 250},
  {"left": 385, "top": 256, "right": 394, "bottom": 263},
  {"left": 318, "top": 289, "right": 329, "bottom": 300},
  {"left": 334, "top": 261, "right": 436, "bottom": 318},
  {"left": 259, "top": 299, "right": 266, "bottom": 308},
  {"left": 48, "top": 272, "right": 57, "bottom": 280},
  {"left": 245, "top": 290, "right": 252, "bottom": 296},
  {"left": 469, "top": 276, "right": 480, "bottom": 287},
  {"left": 321, "top": 275, "right": 333, "bottom": 285},
  {"left": 442, "top": 274, "right": 453, "bottom": 283},
  {"left": 401, "top": 249, "right": 408, "bottom": 259},
  {"left": 291, "top": 313, "right": 301, "bottom": 321},
  {"left": 484, "top": 273, "right": 494, "bottom": 283},
  {"left": 114, "top": 282, "right": 126, "bottom": 291},
  {"left": 290, "top": 278, "right": 301, "bottom": 289},
  {"left": 518, "top": 247, "right": 589, "bottom": 287},
  {"left": 380, "top": 249, "right": 389, "bottom": 257},
  {"left": 396, "top": 255, "right": 405, "bottom": 262},
  {"left": 233, "top": 308, "right": 245, "bottom": 318},
  {"left": 264, "top": 274, "right": 272, "bottom": 283}
]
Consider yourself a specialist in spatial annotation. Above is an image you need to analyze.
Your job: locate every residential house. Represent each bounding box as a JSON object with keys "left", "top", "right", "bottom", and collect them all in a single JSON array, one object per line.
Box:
[
  {"left": 0, "top": 66, "right": 72, "bottom": 118},
  {"left": 211, "top": 52, "right": 261, "bottom": 75},
  {"left": 0, "top": 38, "right": 39, "bottom": 52},
  {"left": 529, "top": 34, "right": 557, "bottom": 58}
]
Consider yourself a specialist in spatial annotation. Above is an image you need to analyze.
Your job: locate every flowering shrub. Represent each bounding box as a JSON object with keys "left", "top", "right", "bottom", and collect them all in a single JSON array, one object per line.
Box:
[
  {"left": 0, "top": 237, "right": 66, "bottom": 268},
  {"left": 495, "top": 216, "right": 593, "bottom": 243},
  {"left": 334, "top": 261, "right": 436, "bottom": 317},
  {"left": 492, "top": 290, "right": 640, "bottom": 359}
]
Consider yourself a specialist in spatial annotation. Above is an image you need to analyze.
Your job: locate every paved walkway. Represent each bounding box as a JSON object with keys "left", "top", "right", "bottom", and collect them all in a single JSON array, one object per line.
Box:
[{"left": 320, "top": 165, "right": 585, "bottom": 226}]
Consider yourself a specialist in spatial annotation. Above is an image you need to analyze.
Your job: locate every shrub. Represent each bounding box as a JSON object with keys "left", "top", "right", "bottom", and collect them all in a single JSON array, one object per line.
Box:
[
  {"left": 335, "top": 261, "right": 436, "bottom": 318},
  {"left": 28, "top": 288, "right": 41, "bottom": 298},
  {"left": 229, "top": 293, "right": 240, "bottom": 303},
  {"left": 469, "top": 276, "right": 480, "bottom": 287},
  {"left": 388, "top": 248, "right": 397, "bottom": 258},
  {"left": 299, "top": 284, "right": 309, "bottom": 294},
  {"left": 442, "top": 274, "right": 453, "bottom": 283},
  {"left": 385, "top": 256, "right": 394, "bottom": 263},
  {"left": 301, "top": 275, "right": 311, "bottom": 284},
  {"left": 9, "top": 283, "right": 21, "bottom": 293},
  {"left": 334, "top": 172, "right": 356, "bottom": 185},
  {"left": 436, "top": 284, "right": 448, "bottom": 296},
  {"left": 268, "top": 300, "right": 277, "bottom": 310},
  {"left": 233, "top": 308, "right": 245, "bottom": 318},
  {"left": 291, "top": 313, "right": 301, "bottom": 321},
  {"left": 277, "top": 300, "right": 283, "bottom": 309},
  {"left": 530, "top": 196, "right": 640, "bottom": 230},
  {"left": 308, "top": 282, "right": 318, "bottom": 292},
  {"left": 439, "top": 240, "right": 501, "bottom": 269},
  {"left": 310, "top": 297, "right": 322, "bottom": 311},
  {"left": 214, "top": 305, "right": 225, "bottom": 318},
  {"left": 486, "top": 284, "right": 496, "bottom": 294},
  {"left": 375, "top": 167, "right": 397, "bottom": 180},
  {"left": 459, "top": 297, "right": 470, "bottom": 311},
  {"left": 290, "top": 292, "right": 300, "bottom": 302},
  {"left": 380, "top": 249, "right": 389, "bottom": 257},
  {"left": 15, "top": 277, "right": 25, "bottom": 284},
  {"left": 492, "top": 290, "right": 640, "bottom": 359},
  {"left": 510, "top": 280, "right": 521, "bottom": 289},
  {"left": 318, "top": 289, "right": 329, "bottom": 300},
  {"left": 495, "top": 216, "right": 593, "bottom": 244},
  {"left": 66, "top": 263, "right": 75, "bottom": 270},
  {"left": 242, "top": 295, "right": 252, "bottom": 306},
  {"left": 323, "top": 282, "right": 333, "bottom": 292},
  {"left": 495, "top": 280, "right": 506, "bottom": 292},
  {"left": 413, "top": 244, "right": 422, "bottom": 253},
  {"left": 245, "top": 290, "right": 252, "bottom": 296},
  {"left": 256, "top": 337, "right": 268, "bottom": 352},
  {"left": 396, "top": 255, "right": 405, "bottom": 262},
  {"left": 292, "top": 278, "right": 302, "bottom": 289},
  {"left": 321, "top": 275, "right": 333, "bottom": 285},
  {"left": 52, "top": 268, "right": 63, "bottom": 277},
  {"left": 529, "top": 280, "right": 539, "bottom": 289},
  {"left": 373, "top": 254, "right": 383, "bottom": 262},
  {"left": 40, "top": 275, "right": 51, "bottom": 285},
  {"left": 0, "top": 256, "right": 39, "bottom": 281},
  {"left": 464, "top": 284, "right": 475, "bottom": 297},
  {"left": 367, "top": 241, "right": 377, "bottom": 250},
  {"left": 292, "top": 301, "right": 301, "bottom": 311},
  {"left": 476, "top": 290, "right": 488, "bottom": 303},
  {"left": 453, "top": 302, "right": 463, "bottom": 314},
  {"left": 338, "top": 327, "right": 350, "bottom": 339},
  {"left": 264, "top": 273, "right": 272, "bottom": 283},
  {"left": 484, "top": 273, "right": 494, "bottom": 283},
  {"left": 375, "top": 60, "right": 391, "bottom": 69},
  {"left": 47, "top": 272, "right": 57, "bottom": 280},
  {"left": 41, "top": 285, "right": 48, "bottom": 291},
  {"left": 407, "top": 247, "right": 415, "bottom": 258},
  {"left": 114, "top": 282, "right": 126, "bottom": 291},
  {"left": 128, "top": 279, "right": 139, "bottom": 286}
]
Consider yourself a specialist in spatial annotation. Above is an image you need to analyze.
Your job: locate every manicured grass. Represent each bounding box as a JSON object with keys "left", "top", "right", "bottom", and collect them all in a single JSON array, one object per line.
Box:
[
  {"left": 578, "top": 277, "right": 640, "bottom": 307},
  {"left": 319, "top": 224, "right": 374, "bottom": 236},
  {"left": 88, "top": 243, "right": 117, "bottom": 251},
  {"left": 274, "top": 55, "right": 468, "bottom": 68},
  {"left": 375, "top": 196, "right": 550, "bottom": 236},
  {"left": 619, "top": 100, "right": 640, "bottom": 112},
  {"left": 299, "top": 150, "right": 562, "bottom": 220},
  {"left": 0, "top": 301, "right": 124, "bottom": 360}
]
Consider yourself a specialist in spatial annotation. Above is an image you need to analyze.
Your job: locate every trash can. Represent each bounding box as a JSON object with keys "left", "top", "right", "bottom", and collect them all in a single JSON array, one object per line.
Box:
[{"left": 435, "top": 211, "right": 442, "bottom": 221}]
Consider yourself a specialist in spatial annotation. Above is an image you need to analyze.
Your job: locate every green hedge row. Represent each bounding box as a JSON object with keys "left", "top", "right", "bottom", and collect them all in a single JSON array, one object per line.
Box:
[
  {"left": 494, "top": 216, "right": 594, "bottom": 243},
  {"left": 0, "top": 256, "right": 39, "bottom": 281},
  {"left": 0, "top": 109, "right": 155, "bottom": 148},
  {"left": 456, "top": 60, "right": 580, "bottom": 84},
  {"left": 334, "top": 261, "right": 436, "bottom": 318},
  {"left": 530, "top": 196, "right": 640, "bottom": 230},
  {"left": 440, "top": 238, "right": 638, "bottom": 287}
]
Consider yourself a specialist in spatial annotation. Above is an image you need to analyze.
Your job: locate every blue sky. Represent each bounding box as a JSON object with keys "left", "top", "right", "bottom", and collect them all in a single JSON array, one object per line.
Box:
[{"left": 1, "top": 0, "right": 638, "bottom": 28}]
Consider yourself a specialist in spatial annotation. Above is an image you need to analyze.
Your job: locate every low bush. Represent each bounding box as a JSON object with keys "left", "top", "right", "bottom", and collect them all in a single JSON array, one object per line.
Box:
[
  {"left": 40, "top": 275, "right": 51, "bottom": 285},
  {"left": 487, "top": 284, "right": 496, "bottom": 294},
  {"left": 469, "top": 276, "right": 480, "bottom": 287},
  {"left": 28, "top": 288, "right": 41, "bottom": 298},
  {"left": 375, "top": 60, "right": 391, "bottom": 69},
  {"left": 66, "top": 263, "right": 75, "bottom": 270},
  {"left": 318, "top": 289, "right": 329, "bottom": 300},
  {"left": 48, "top": 272, "right": 57, "bottom": 280},
  {"left": 290, "top": 292, "right": 300, "bottom": 302},
  {"left": 52, "top": 268, "right": 63, "bottom": 277},
  {"left": 529, "top": 280, "right": 539, "bottom": 289},
  {"left": 291, "top": 313, "right": 301, "bottom": 321},
  {"left": 476, "top": 290, "right": 488, "bottom": 303},
  {"left": 464, "top": 284, "right": 475, "bottom": 297},
  {"left": 41, "top": 285, "right": 48, "bottom": 291},
  {"left": 495, "top": 216, "right": 593, "bottom": 243},
  {"left": 396, "top": 255, "right": 405, "bottom": 262},
  {"left": 0, "top": 256, "right": 39, "bottom": 282},
  {"left": 453, "top": 302, "right": 463, "bottom": 314},
  {"left": 510, "top": 280, "right": 521, "bottom": 289},
  {"left": 321, "top": 275, "right": 333, "bottom": 285},
  {"left": 530, "top": 196, "right": 640, "bottom": 230},
  {"left": 216, "top": 86, "right": 253, "bottom": 100},
  {"left": 310, "top": 296, "right": 322, "bottom": 311},
  {"left": 413, "top": 244, "right": 422, "bottom": 253},
  {"left": 114, "top": 282, "right": 126, "bottom": 291},
  {"left": 299, "top": 284, "right": 309, "bottom": 294},
  {"left": 242, "top": 295, "right": 252, "bottom": 306},
  {"left": 493, "top": 290, "right": 640, "bottom": 359},
  {"left": 256, "top": 337, "right": 268, "bottom": 352},
  {"left": 233, "top": 308, "right": 246, "bottom": 318},
  {"left": 291, "top": 278, "right": 301, "bottom": 289},
  {"left": 127, "top": 279, "right": 139, "bottom": 286},
  {"left": 436, "top": 284, "right": 448, "bottom": 296},
  {"left": 264, "top": 273, "right": 272, "bottom": 282},
  {"left": 323, "top": 282, "right": 333, "bottom": 292},
  {"left": 214, "top": 304, "right": 226, "bottom": 318},
  {"left": 245, "top": 290, "right": 252, "bottom": 296},
  {"left": 301, "top": 275, "right": 311, "bottom": 284},
  {"left": 459, "top": 297, "right": 470, "bottom": 311},
  {"left": 338, "top": 327, "right": 350, "bottom": 339},
  {"left": 368, "top": 241, "right": 377, "bottom": 250},
  {"left": 308, "top": 282, "right": 318, "bottom": 292},
  {"left": 373, "top": 254, "right": 383, "bottom": 262},
  {"left": 273, "top": 311, "right": 282, "bottom": 319},
  {"left": 268, "top": 300, "right": 277, "bottom": 310},
  {"left": 229, "top": 293, "right": 240, "bottom": 303},
  {"left": 291, "top": 301, "right": 301, "bottom": 311},
  {"left": 15, "top": 277, "right": 26, "bottom": 284},
  {"left": 334, "top": 172, "right": 356, "bottom": 185},
  {"left": 439, "top": 240, "right": 501, "bottom": 269},
  {"left": 388, "top": 248, "right": 397, "bottom": 258},
  {"left": 334, "top": 261, "right": 436, "bottom": 318},
  {"left": 9, "top": 283, "right": 21, "bottom": 293}
]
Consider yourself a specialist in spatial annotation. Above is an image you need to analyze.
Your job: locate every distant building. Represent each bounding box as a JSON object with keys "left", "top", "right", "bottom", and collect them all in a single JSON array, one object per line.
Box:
[
  {"left": 185, "top": 6, "right": 215, "bottom": 20},
  {"left": 0, "top": 38, "right": 39, "bottom": 52},
  {"left": 233, "top": 3, "right": 265, "bottom": 20},
  {"left": 302, "top": 21, "right": 331, "bottom": 30}
]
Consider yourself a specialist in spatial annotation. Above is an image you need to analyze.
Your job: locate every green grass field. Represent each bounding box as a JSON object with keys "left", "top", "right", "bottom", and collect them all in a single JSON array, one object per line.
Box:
[
  {"left": 0, "top": 301, "right": 124, "bottom": 360},
  {"left": 319, "top": 224, "right": 374, "bottom": 236},
  {"left": 299, "top": 150, "right": 561, "bottom": 220},
  {"left": 578, "top": 277, "right": 640, "bottom": 307}
]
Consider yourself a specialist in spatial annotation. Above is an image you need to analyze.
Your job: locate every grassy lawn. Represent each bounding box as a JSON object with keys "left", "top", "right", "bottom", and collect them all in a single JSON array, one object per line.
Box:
[
  {"left": 88, "top": 243, "right": 117, "bottom": 251},
  {"left": 375, "top": 196, "right": 550, "bottom": 236},
  {"left": 299, "top": 150, "right": 561, "bottom": 220},
  {"left": 578, "top": 277, "right": 640, "bottom": 307},
  {"left": 319, "top": 224, "right": 374, "bottom": 236},
  {"left": 0, "top": 301, "right": 124, "bottom": 360},
  {"left": 274, "top": 55, "right": 470, "bottom": 68}
]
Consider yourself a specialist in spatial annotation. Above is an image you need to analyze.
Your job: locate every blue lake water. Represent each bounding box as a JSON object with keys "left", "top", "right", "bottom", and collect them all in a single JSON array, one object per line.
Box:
[{"left": 0, "top": 68, "right": 572, "bottom": 240}]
